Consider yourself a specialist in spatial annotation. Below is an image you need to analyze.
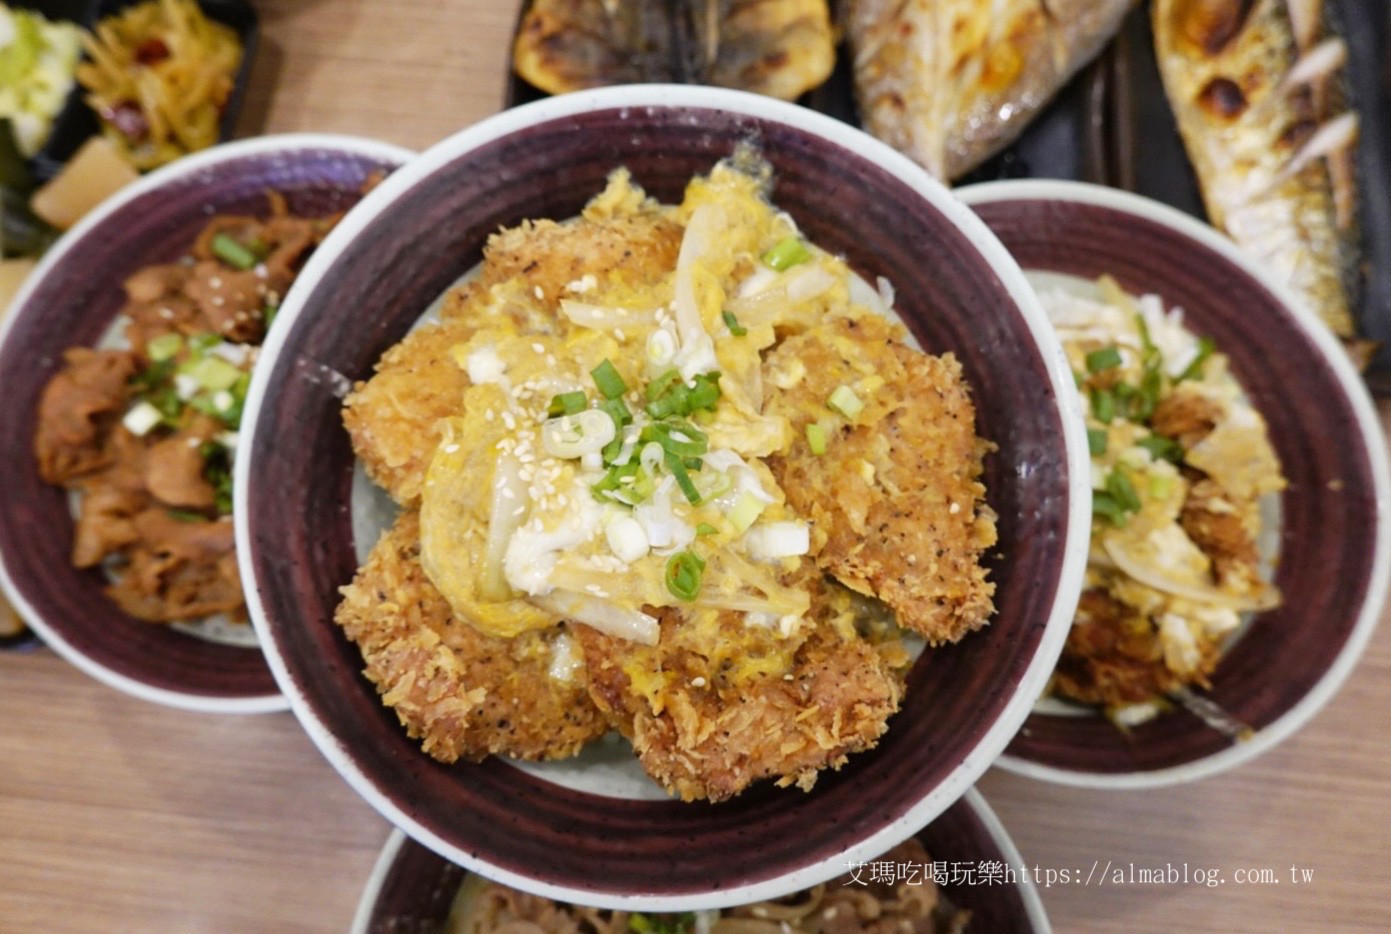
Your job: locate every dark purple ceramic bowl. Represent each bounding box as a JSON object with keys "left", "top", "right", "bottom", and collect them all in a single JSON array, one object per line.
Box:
[
  {"left": 0, "top": 134, "right": 412, "bottom": 712},
  {"left": 958, "top": 180, "right": 1391, "bottom": 786},
  {"left": 351, "top": 788, "right": 1049, "bottom": 934},
  {"left": 237, "top": 86, "right": 1089, "bottom": 906}
]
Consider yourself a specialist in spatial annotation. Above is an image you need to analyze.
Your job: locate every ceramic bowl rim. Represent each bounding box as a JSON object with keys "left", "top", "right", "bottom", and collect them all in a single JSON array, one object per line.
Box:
[
  {"left": 236, "top": 85, "right": 1091, "bottom": 905},
  {"left": 0, "top": 132, "right": 415, "bottom": 713},
  {"left": 957, "top": 178, "right": 1391, "bottom": 788},
  {"left": 348, "top": 787, "right": 1053, "bottom": 934}
]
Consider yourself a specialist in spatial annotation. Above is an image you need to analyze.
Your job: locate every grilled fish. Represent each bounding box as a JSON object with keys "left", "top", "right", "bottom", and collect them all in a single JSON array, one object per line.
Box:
[
  {"left": 513, "top": 0, "right": 835, "bottom": 102},
  {"left": 1153, "top": 0, "right": 1361, "bottom": 340},
  {"left": 845, "top": 0, "right": 1137, "bottom": 181}
]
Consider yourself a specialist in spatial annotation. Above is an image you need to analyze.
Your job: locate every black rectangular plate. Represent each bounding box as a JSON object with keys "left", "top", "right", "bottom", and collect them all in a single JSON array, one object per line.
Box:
[{"left": 506, "top": 0, "right": 1391, "bottom": 391}]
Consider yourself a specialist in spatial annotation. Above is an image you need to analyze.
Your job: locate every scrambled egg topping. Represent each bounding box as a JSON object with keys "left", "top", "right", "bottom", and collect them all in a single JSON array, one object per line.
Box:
[
  {"left": 419, "top": 157, "right": 867, "bottom": 672},
  {"left": 1043, "top": 277, "right": 1285, "bottom": 718}
]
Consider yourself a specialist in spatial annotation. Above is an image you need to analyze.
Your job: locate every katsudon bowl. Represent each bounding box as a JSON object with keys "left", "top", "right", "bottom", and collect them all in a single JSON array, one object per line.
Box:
[
  {"left": 0, "top": 134, "right": 412, "bottom": 712},
  {"left": 958, "top": 180, "right": 1390, "bottom": 786},
  {"left": 236, "top": 85, "right": 1090, "bottom": 908}
]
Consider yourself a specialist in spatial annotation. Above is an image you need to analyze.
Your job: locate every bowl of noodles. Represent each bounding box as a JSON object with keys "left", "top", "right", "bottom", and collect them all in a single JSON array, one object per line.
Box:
[
  {"left": 958, "top": 180, "right": 1391, "bottom": 786},
  {"left": 236, "top": 85, "right": 1090, "bottom": 905},
  {"left": 0, "top": 133, "right": 411, "bottom": 711},
  {"left": 351, "top": 789, "right": 1050, "bottom": 933}
]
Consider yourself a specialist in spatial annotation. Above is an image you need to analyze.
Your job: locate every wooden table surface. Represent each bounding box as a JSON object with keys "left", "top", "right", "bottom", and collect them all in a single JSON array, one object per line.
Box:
[{"left": 3, "top": 1, "right": 1389, "bottom": 931}]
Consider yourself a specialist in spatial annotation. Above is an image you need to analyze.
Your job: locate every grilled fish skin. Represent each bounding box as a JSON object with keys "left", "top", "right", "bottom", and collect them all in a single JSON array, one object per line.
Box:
[
  {"left": 846, "top": 0, "right": 1137, "bottom": 181},
  {"left": 1153, "top": 0, "right": 1360, "bottom": 338},
  {"left": 513, "top": 0, "right": 835, "bottom": 101}
]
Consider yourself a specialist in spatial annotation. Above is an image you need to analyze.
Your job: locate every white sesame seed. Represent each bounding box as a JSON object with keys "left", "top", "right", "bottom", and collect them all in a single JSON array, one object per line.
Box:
[
  {"left": 533, "top": 286, "right": 544, "bottom": 300},
  {"left": 485, "top": 409, "right": 495, "bottom": 422},
  {"left": 512, "top": 506, "right": 526, "bottom": 516},
  {"left": 949, "top": 502, "right": 961, "bottom": 514},
  {"left": 690, "top": 676, "right": 707, "bottom": 687},
  {"left": 531, "top": 342, "right": 545, "bottom": 353},
  {"left": 614, "top": 328, "right": 626, "bottom": 341},
  {"left": 443, "top": 443, "right": 460, "bottom": 454},
  {"left": 209, "top": 277, "right": 222, "bottom": 288}
]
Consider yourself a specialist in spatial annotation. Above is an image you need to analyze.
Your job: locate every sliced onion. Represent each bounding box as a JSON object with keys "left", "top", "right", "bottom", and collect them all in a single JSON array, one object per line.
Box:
[
  {"left": 541, "top": 410, "right": 617, "bottom": 459},
  {"left": 1103, "top": 537, "right": 1279, "bottom": 612},
  {"left": 480, "top": 453, "right": 528, "bottom": 601},
  {"left": 534, "top": 590, "right": 659, "bottom": 645}
]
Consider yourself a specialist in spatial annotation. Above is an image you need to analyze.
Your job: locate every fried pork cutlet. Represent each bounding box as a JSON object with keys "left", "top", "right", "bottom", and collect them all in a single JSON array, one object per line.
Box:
[
  {"left": 764, "top": 313, "right": 997, "bottom": 645},
  {"left": 573, "top": 574, "right": 909, "bottom": 802},
  {"left": 1052, "top": 588, "right": 1219, "bottom": 707},
  {"left": 341, "top": 207, "right": 682, "bottom": 505},
  {"left": 335, "top": 511, "right": 608, "bottom": 763}
]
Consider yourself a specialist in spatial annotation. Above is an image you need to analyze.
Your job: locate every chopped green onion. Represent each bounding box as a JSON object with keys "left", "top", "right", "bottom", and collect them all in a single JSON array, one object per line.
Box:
[
  {"left": 1092, "top": 491, "right": 1129, "bottom": 527},
  {"left": 762, "top": 236, "right": 812, "bottom": 271},
  {"left": 1106, "top": 469, "right": 1142, "bottom": 513},
  {"left": 694, "top": 470, "right": 732, "bottom": 501},
  {"left": 827, "top": 385, "right": 864, "bottom": 420},
  {"left": 166, "top": 509, "right": 206, "bottom": 523},
  {"left": 211, "top": 233, "right": 259, "bottom": 270},
  {"left": 696, "top": 522, "right": 719, "bottom": 537},
  {"left": 728, "top": 490, "right": 766, "bottom": 533},
  {"left": 547, "top": 391, "right": 588, "bottom": 418},
  {"left": 806, "top": 422, "right": 828, "bottom": 455},
  {"left": 1085, "top": 346, "right": 1123, "bottom": 373},
  {"left": 1177, "top": 337, "right": 1216, "bottom": 382},
  {"left": 1135, "top": 368, "right": 1163, "bottom": 420},
  {"left": 1149, "top": 473, "right": 1174, "bottom": 500},
  {"left": 1138, "top": 434, "right": 1184, "bottom": 464},
  {"left": 188, "top": 332, "right": 222, "bottom": 355},
  {"left": 599, "top": 397, "right": 631, "bottom": 427},
  {"left": 645, "top": 369, "right": 683, "bottom": 402},
  {"left": 665, "top": 452, "right": 702, "bottom": 504},
  {"left": 722, "top": 310, "right": 747, "bottom": 336},
  {"left": 147, "top": 333, "right": 183, "bottom": 362},
  {"left": 664, "top": 550, "right": 706, "bottom": 602},
  {"left": 182, "top": 355, "right": 243, "bottom": 392},
  {"left": 591, "top": 358, "right": 628, "bottom": 399},
  {"left": 263, "top": 301, "right": 279, "bottom": 327},
  {"left": 685, "top": 373, "right": 721, "bottom": 411},
  {"left": 1090, "top": 386, "right": 1115, "bottom": 424},
  {"left": 1135, "top": 313, "right": 1155, "bottom": 354},
  {"left": 642, "top": 420, "right": 708, "bottom": 458},
  {"left": 1086, "top": 427, "right": 1108, "bottom": 457}
]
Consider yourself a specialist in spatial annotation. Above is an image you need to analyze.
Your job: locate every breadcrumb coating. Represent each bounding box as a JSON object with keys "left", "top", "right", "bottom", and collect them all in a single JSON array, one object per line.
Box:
[
  {"left": 765, "top": 313, "right": 997, "bottom": 644},
  {"left": 335, "top": 511, "right": 608, "bottom": 762}
]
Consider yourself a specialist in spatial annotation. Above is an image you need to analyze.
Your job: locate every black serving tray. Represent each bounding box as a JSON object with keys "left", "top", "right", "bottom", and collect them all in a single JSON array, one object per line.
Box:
[
  {"left": 15, "top": 0, "right": 258, "bottom": 182},
  {"left": 506, "top": 0, "right": 1391, "bottom": 390}
]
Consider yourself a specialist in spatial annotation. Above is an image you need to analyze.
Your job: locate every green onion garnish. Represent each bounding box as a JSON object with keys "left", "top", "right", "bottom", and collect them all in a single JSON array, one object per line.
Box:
[
  {"left": 1138, "top": 434, "right": 1184, "bottom": 464},
  {"left": 1090, "top": 386, "right": 1115, "bottom": 424},
  {"left": 1092, "top": 491, "right": 1129, "bottom": 527},
  {"left": 147, "top": 332, "right": 183, "bottom": 362},
  {"left": 827, "top": 385, "right": 864, "bottom": 420},
  {"left": 685, "top": 373, "right": 721, "bottom": 411},
  {"left": 722, "top": 310, "right": 747, "bottom": 336},
  {"left": 211, "top": 233, "right": 259, "bottom": 271},
  {"left": 664, "top": 452, "right": 702, "bottom": 504},
  {"left": 664, "top": 550, "right": 706, "bottom": 601},
  {"left": 1086, "top": 427, "right": 1108, "bottom": 456},
  {"left": 591, "top": 358, "right": 628, "bottom": 399},
  {"left": 182, "top": 355, "right": 242, "bottom": 392},
  {"left": 806, "top": 422, "right": 828, "bottom": 455},
  {"left": 696, "top": 522, "right": 719, "bottom": 536},
  {"left": 645, "top": 369, "right": 682, "bottom": 402},
  {"left": 166, "top": 509, "right": 206, "bottom": 523},
  {"left": 1177, "top": 337, "right": 1215, "bottom": 382},
  {"left": 547, "top": 391, "right": 588, "bottom": 418},
  {"left": 599, "top": 397, "right": 631, "bottom": 427},
  {"left": 1085, "top": 346, "right": 1123, "bottom": 373},
  {"left": 728, "top": 490, "right": 766, "bottom": 533},
  {"left": 1106, "top": 469, "right": 1142, "bottom": 513},
  {"left": 762, "top": 236, "right": 811, "bottom": 271}
]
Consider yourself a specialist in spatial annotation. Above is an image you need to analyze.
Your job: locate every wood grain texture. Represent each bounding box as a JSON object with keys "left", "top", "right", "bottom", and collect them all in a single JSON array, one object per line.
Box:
[{"left": 2, "top": 1, "right": 1390, "bottom": 930}]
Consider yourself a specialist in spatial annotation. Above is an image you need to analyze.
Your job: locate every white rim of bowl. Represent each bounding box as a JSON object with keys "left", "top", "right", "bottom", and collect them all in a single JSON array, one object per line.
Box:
[
  {"left": 349, "top": 788, "right": 1053, "bottom": 934},
  {"left": 0, "top": 133, "right": 414, "bottom": 714},
  {"left": 958, "top": 178, "right": 1391, "bottom": 788},
  {"left": 237, "top": 84, "right": 1092, "bottom": 908}
]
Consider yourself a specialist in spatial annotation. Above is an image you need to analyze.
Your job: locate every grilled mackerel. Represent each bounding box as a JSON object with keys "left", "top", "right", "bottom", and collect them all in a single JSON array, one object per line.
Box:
[
  {"left": 513, "top": 0, "right": 835, "bottom": 102},
  {"left": 1153, "top": 0, "right": 1360, "bottom": 339},
  {"left": 846, "top": 0, "right": 1137, "bottom": 181}
]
